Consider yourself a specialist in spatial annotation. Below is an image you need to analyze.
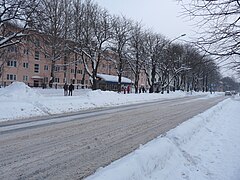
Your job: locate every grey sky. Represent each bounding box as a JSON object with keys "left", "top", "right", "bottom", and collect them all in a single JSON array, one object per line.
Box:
[{"left": 96, "top": 0, "right": 195, "bottom": 40}]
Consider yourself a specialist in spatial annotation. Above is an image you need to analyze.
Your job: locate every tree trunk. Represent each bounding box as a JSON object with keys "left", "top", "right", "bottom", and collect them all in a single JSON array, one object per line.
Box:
[
  {"left": 92, "top": 71, "right": 97, "bottom": 90},
  {"left": 49, "top": 61, "right": 55, "bottom": 88},
  {"left": 134, "top": 73, "right": 139, "bottom": 94},
  {"left": 117, "top": 61, "right": 123, "bottom": 93},
  {"left": 149, "top": 64, "right": 156, "bottom": 93}
]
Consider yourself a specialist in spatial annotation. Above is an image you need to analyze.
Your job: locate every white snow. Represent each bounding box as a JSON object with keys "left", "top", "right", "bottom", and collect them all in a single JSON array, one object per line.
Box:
[
  {"left": 97, "top": 73, "right": 132, "bottom": 84},
  {"left": 1, "top": 82, "right": 239, "bottom": 180}
]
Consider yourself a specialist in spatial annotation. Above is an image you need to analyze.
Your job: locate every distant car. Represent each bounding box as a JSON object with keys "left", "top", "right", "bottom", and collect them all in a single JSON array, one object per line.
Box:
[
  {"left": 231, "top": 91, "right": 237, "bottom": 95},
  {"left": 225, "top": 91, "right": 232, "bottom": 96}
]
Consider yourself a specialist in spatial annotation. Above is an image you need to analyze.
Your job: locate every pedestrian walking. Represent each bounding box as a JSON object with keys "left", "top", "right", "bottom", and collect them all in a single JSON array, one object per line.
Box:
[
  {"left": 127, "top": 85, "right": 130, "bottom": 94},
  {"left": 69, "top": 83, "right": 74, "bottom": 96},
  {"left": 124, "top": 86, "right": 126, "bottom": 94},
  {"left": 63, "top": 83, "right": 68, "bottom": 96}
]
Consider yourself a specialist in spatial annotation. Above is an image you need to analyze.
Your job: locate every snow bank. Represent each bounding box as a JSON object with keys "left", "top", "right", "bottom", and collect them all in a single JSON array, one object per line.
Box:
[
  {"left": 86, "top": 138, "right": 184, "bottom": 180},
  {"left": 167, "top": 98, "right": 230, "bottom": 145},
  {"left": 86, "top": 137, "right": 177, "bottom": 180}
]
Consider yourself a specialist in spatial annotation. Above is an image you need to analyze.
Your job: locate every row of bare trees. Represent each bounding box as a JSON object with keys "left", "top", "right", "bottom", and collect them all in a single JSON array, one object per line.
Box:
[{"left": 0, "top": 0, "right": 223, "bottom": 92}]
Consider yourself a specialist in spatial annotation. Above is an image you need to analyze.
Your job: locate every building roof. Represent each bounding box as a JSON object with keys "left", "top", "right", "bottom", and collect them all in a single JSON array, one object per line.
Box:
[{"left": 97, "top": 74, "right": 132, "bottom": 84}]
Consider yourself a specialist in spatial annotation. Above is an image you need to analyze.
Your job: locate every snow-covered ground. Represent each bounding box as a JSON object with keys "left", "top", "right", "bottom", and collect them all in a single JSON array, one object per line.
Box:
[{"left": 1, "top": 82, "right": 239, "bottom": 180}]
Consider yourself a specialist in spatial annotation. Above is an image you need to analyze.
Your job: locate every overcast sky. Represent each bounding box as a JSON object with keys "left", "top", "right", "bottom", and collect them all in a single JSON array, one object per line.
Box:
[{"left": 95, "top": 0, "right": 196, "bottom": 41}]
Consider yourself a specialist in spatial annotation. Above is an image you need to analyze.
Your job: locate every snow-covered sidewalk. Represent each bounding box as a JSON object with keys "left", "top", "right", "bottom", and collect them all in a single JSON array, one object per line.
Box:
[{"left": 86, "top": 97, "right": 240, "bottom": 180}]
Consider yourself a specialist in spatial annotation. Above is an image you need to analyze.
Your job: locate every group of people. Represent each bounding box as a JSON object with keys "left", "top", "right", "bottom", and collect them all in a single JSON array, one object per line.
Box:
[
  {"left": 123, "top": 85, "right": 131, "bottom": 94},
  {"left": 122, "top": 85, "right": 147, "bottom": 94},
  {"left": 63, "top": 83, "right": 74, "bottom": 96},
  {"left": 139, "top": 86, "right": 146, "bottom": 93}
]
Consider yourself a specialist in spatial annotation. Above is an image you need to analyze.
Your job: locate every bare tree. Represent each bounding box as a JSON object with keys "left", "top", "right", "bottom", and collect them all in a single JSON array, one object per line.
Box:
[
  {"left": 221, "top": 76, "right": 239, "bottom": 91},
  {"left": 71, "top": 0, "right": 85, "bottom": 86},
  {"left": 144, "top": 32, "right": 167, "bottom": 93},
  {"left": 0, "top": 0, "right": 39, "bottom": 49},
  {"left": 177, "top": 44, "right": 221, "bottom": 92},
  {"left": 79, "top": 0, "right": 112, "bottom": 90},
  {"left": 179, "top": 0, "right": 240, "bottom": 59},
  {"left": 127, "top": 22, "right": 147, "bottom": 93},
  {"left": 31, "top": 0, "right": 72, "bottom": 87},
  {"left": 0, "top": 0, "right": 39, "bottom": 82},
  {"left": 110, "top": 15, "right": 132, "bottom": 92}
]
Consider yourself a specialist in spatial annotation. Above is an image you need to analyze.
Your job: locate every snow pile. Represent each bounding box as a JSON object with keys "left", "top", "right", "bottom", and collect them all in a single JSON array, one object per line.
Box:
[
  {"left": 0, "top": 82, "right": 44, "bottom": 120},
  {"left": 86, "top": 137, "right": 177, "bottom": 180},
  {"left": 86, "top": 98, "right": 240, "bottom": 180},
  {"left": 0, "top": 82, "right": 41, "bottom": 99}
]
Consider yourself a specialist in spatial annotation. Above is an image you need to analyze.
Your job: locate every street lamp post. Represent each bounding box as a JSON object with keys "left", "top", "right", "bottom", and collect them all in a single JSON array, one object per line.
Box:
[
  {"left": 165, "top": 34, "right": 186, "bottom": 94},
  {"left": 167, "top": 67, "right": 170, "bottom": 93}
]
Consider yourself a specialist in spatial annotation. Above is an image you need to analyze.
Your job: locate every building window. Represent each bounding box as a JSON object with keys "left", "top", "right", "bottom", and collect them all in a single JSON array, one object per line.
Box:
[
  {"left": 35, "top": 51, "right": 40, "bottom": 60},
  {"left": 85, "top": 80, "right": 88, "bottom": 84},
  {"left": 23, "top": 75, "right": 28, "bottom": 81},
  {"left": 54, "top": 66, "right": 60, "bottom": 72},
  {"left": 44, "top": 77, "right": 48, "bottom": 83},
  {"left": 7, "top": 74, "right": 17, "bottom": 80},
  {"left": 23, "top": 49, "right": 29, "bottom": 55},
  {"left": 23, "top": 62, "right": 29, "bottom": 68},
  {"left": 77, "top": 69, "right": 83, "bottom": 74},
  {"left": 44, "top": 65, "right": 48, "bottom": 71},
  {"left": 7, "top": 60, "right": 17, "bottom": 67},
  {"left": 71, "top": 69, "right": 75, "bottom": 74},
  {"left": 8, "top": 46, "right": 17, "bottom": 52},
  {"left": 77, "top": 80, "right": 81, "bottom": 84},
  {"left": 54, "top": 78, "right": 59, "bottom": 83},
  {"left": 34, "top": 64, "right": 40, "bottom": 73},
  {"left": 35, "top": 39, "right": 40, "bottom": 47}
]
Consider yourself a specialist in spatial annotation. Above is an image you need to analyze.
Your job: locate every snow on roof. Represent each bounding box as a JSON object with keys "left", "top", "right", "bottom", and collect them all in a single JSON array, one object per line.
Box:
[
  {"left": 32, "top": 76, "right": 43, "bottom": 79},
  {"left": 97, "top": 74, "right": 132, "bottom": 84}
]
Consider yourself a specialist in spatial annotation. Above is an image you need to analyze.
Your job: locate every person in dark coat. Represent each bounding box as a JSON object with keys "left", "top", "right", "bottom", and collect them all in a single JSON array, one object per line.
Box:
[
  {"left": 63, "top": 83, "right": 68, "bottom": 96},
  {"left": 127, "top": 85, "right": 130, "bottom": 94},
  {"left": 68, "top": 83, "right": 74, "bottom": 96}
]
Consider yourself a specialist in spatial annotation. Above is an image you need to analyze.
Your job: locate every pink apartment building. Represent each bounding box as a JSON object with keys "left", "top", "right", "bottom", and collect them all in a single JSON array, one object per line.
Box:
[
  {"left": 0, "top": 26, "right": 148, "bottom": 91},
  {"left": 0, "top": 32, "right": 90, "bottom": 88}
]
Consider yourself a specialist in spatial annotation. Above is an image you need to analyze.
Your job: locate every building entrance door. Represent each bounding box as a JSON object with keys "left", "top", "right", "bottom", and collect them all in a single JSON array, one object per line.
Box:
[{"left": 34, "top": 80, "right": 39, "bottom": 87}]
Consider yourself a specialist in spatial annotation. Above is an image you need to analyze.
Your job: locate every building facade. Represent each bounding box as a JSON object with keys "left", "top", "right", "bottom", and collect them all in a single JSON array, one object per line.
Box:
[{"left": 0, "top": 27, "right": 148, "bottom": 91}]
